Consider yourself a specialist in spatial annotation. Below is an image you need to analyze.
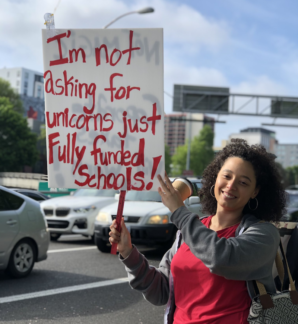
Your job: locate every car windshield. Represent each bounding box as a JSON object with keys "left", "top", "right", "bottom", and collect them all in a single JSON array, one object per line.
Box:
[
  {"left": 73, "top": 189, "right": 117, "bottom": 197},
  {"left": 125, "top": 191, "right": 162, "bottom": 202},
  {"left": 287, "top": 193, "right": 298, "bottom": 207},
  {"left": 288, "top": 199, "right": 298, "bottom": 209}
]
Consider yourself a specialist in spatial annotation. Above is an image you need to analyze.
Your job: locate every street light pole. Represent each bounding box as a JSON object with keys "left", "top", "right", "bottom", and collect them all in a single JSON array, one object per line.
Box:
[
  {"left": 186, "top": 115, "right": 192, "bottom": 170},
  {"left": 103, "top": 7, "right": 154, "bottom": 28}
]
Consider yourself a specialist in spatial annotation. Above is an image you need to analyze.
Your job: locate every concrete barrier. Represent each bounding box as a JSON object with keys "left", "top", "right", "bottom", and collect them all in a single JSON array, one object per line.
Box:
[{"left": 0, "top": 172, "right": 48, "bottom": 190}]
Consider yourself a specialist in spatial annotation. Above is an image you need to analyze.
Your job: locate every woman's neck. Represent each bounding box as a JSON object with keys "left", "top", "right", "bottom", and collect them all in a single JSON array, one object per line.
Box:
[{"left": 209, "top": 209, "right": 242, "bottom": 231}]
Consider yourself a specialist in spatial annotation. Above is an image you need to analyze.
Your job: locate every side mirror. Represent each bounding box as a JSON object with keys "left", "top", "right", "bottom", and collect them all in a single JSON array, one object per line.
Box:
[
  {"left": 114, "top": 193, "right": 120, "bottom": 200},
  {"left": 189, "top": 196, "right": 200, "bottom": 205}
]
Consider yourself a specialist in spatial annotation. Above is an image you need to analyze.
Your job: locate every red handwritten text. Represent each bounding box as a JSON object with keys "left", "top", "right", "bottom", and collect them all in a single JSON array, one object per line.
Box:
[
  {"left": 118, "top": 103, "right": 161, "bottom": 138},
  {"left": 46, "top": 109, "right": 113, "bottom": 132},
  {"left": 91, "top": 136, "right": 144, "bottom": 167},
  {"left": 44, "top": 70, "right": 96, "bottom": 114},
  {"left": 95, "top": 30, "right": 140, "bottom": 67}
]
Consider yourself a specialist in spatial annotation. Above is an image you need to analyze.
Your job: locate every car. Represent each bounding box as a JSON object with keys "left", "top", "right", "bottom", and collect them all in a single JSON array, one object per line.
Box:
[
  {"left": 40, "top": 189, "right": 118, "bottom": 241},
  {"left": 281, "top": 190, "right": 298, "bottom": 221},
  {"left": 287, "top": 185, "right": 298, "bottom": 191},
  {"left": 286, "top": 200, "right": 298, "bottom": 222},
  {"left": 286, "top": 190, "right": 298, "bottom": 206},
  {"left": 94, "top": 178, "right": 205, "bottom": 253},
  {"left": 0, "top": 186, "right": 50, "bottom": 278},
  {"left": 284, "top": 190, "right": 298, "bottom": 222},
  {"left": 11, "top": 188, "right": 50, "bottom": 202}
]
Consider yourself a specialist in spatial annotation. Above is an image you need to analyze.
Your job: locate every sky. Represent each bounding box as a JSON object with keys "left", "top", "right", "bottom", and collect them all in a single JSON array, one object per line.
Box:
[{"left": 1, "top": 0, "right": 298, "bottom": 146}]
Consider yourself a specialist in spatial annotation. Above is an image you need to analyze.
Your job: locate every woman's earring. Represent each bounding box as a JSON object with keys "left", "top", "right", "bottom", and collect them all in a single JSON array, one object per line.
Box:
[
  {"left": 210, "top": 185, "right": 215, "bottom": 198},
  {"left": 248, "top": 197, "right": 258, "bottom": 211}
]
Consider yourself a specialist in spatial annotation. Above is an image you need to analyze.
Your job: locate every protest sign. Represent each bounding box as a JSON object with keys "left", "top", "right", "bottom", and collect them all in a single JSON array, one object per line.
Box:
[{"left": 42, "top": 29, "right": 164, "bottom": 191}]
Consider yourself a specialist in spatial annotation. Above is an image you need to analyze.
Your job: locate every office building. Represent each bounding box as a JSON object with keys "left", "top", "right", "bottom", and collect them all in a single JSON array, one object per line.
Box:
[
  {"left": 275, "top": 144, "right": 298, "bottom": 168},
  {"left": 229, "top": 127, "right": 277, "bottom": 153},
  {"left": 0, "top": 67, "right": 45, "bottom": 123}
]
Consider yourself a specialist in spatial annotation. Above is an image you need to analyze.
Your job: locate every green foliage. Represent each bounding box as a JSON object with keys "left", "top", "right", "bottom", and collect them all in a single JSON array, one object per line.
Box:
[
  {"left": 37, "top": 125, "right": 47, "bottom": 156},
  {"left": 275, "top": 162, "right": 287, "bottom": 188},
  {"left": 190, "top": 125, "right": 214, "bottom": 176},
  {"left": 164, "top": 144, "right": 171, "bottom": 175},
  {"left": 285, "top": 165, "right": 298, "bottom": 187},
  {"left": 0, "top": 78, "right": 24, "bottom": 114},
  {"left": 0, "top": 100, "right": 38, "bottom": 172},
  {"left": 171, "top": 125, "right": 215, "bottom": 177},
  {"left": 171, "top": 144, "right": 188, "bottom": 176}
]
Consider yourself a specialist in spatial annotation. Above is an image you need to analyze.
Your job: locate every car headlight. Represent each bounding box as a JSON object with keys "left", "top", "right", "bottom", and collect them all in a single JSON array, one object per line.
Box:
[
  {"left": 146, "top": 215, "right": 169, "bottom": 224},
  {"left": 73, "top": 206, "right": 96, "bottom": 213},
  {"left": 96, "top": 212, "right": 110, "bottom": 223},
  {"left": 40, "top": 205, "right": 48, "bottom": 229}
]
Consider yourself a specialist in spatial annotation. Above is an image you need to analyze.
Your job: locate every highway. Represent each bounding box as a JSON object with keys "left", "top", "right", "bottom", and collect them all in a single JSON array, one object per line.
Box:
[{"left": 0, "top": 235, "right": 165, "bottom": 324}]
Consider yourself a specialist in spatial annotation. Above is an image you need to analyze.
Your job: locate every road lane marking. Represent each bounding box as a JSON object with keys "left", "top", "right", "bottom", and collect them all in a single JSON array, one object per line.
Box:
[
  {"left": 48, "top": 246, "right": 97, "bottom": 253},
  {"left": 0, "top": 278, "right": 129, "bottom": 304}
]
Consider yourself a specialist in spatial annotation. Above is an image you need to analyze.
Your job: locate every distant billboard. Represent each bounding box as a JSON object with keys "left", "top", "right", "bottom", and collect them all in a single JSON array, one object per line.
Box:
[
  {"left": 173, "top": 84, "right": 229, "bottom": 113},
  {"left": 271, "top": 100, "right": 298, "bottom": 117}
]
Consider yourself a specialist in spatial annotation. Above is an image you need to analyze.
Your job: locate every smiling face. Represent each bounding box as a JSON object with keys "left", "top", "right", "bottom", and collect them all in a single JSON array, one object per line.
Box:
[{"left": 214, "top": 156, "right": 259, "bottom": 214}]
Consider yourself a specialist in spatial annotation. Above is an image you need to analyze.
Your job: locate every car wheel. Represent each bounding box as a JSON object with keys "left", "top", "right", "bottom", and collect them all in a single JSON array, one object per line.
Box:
[
  {"left": 95, "top": 237, "right": 111, "bottom": 253},
  {"left": 50, "top": 233, "right": 61, "bottom": 241},
  {"left": 7, "top": 240, "right": 36, "bottom": 278}
]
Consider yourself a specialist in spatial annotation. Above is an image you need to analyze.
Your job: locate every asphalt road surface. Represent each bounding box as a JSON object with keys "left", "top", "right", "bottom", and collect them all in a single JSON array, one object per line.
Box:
[{"left": 0, "top": 235, "right": 166, "bottom": 324}]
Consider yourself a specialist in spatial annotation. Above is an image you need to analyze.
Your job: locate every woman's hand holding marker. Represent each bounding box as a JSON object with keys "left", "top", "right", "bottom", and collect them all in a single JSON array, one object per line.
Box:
[{"left": 109, "top": 218, "right": 133, "bottom": 259}]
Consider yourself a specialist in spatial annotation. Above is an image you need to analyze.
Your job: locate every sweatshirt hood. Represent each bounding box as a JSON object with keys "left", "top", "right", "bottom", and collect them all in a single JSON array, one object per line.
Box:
[{"left": 235, "top": 213, "right": 260, "bottom": 236}]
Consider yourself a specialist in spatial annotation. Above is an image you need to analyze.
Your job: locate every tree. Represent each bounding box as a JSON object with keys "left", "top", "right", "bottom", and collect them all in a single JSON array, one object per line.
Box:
[
  {"left": 37, "top": 124, "right": 47, "bottom": 156},
  {"left": 0, "top": 98, "right": 38, "bottom": 172},
  {"left": 0, "top": 78, "right": 24, "bottom": 114},
  {"left": 285, "top": 165, "right": 298, "bottom": 187},
  {"left": 171, "top": 143, "right": 187, "bottom": 176},
  {"left": 164, "top": 144, "right": 172, "bottom": 175},
  {"left": 190, "top": 125, "right": 214, "bottom": 176},
  {"left": 171, "top": 125, "right": 214, "bottom": 177}
]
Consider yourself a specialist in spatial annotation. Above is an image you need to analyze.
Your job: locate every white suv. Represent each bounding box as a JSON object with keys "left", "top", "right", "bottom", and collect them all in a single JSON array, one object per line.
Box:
[{"left": 41, "top": 189, "right": 117, "bottom": 241}]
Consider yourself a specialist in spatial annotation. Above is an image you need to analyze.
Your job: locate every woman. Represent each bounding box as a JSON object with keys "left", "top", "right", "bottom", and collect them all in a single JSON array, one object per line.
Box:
[{"left": 109, "top": 139, "right": 286, "bottom": 324}]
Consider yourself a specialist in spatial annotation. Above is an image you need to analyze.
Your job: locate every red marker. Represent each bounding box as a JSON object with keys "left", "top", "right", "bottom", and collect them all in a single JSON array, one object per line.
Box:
[{"left": 111, "top": 190, "right": 126, "bottom": 255}]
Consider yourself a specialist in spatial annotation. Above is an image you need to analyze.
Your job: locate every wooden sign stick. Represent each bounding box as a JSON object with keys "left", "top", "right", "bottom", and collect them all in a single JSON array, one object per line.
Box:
[{"left": 111, "top": 190, "right": 126, "bottom": 255}]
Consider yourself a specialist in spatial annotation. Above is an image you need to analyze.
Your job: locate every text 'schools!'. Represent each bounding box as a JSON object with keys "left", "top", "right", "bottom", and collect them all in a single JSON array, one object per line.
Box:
[{"left": 42, "top": 29, "right": 164, "bottom": 191}]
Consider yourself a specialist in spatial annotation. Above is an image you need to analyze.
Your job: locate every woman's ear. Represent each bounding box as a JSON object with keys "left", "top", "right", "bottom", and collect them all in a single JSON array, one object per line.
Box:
[{"left": 252, "top": 187, "right": 260, "bottom": 199}]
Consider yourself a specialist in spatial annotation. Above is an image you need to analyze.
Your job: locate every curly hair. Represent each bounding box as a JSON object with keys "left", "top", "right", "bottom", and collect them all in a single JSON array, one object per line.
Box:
[{"left": 198, "top": 138, "right": 287, "bottom": 222}]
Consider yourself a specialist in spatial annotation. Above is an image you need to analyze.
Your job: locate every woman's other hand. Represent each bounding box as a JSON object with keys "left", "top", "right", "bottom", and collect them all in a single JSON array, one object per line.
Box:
[
  {"left": 157, "top": 172, "right": 185, "bottom": 213},
  {"left": 109, "top": 218, "right": 133, "bottom": 259}
]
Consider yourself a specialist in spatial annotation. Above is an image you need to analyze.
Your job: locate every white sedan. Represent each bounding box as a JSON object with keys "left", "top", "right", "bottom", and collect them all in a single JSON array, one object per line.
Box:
[
  {"left": 0, "top": 186, "right": 49, "bottom": 278},
  {"left": 94, "top": 179, "right": 204, "bottom": 253},
  {"left": 40, "top": 189, "right": 117, "bottom": 241}
]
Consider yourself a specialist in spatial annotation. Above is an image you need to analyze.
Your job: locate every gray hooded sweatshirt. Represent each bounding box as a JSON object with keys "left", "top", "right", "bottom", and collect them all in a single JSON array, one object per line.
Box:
[{"left": 120, "top": 206, "right": 280, "bottom": 324}]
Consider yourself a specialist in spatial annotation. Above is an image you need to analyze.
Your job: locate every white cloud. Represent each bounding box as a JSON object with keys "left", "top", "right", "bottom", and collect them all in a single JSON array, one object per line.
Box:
[
  {"left": 146, "top": 0, "right": 230, "bottom": 51},
  {"left": 282, "top": 61, "right": 298, "bottom": 93},
  {"left": 165, "top": 65, "right": 228, "bottom": 88},
  {"left": 0, "top": 0, "right": 230, "bottom": 71},
  {"left": 232, "top": 75, "right": 288, "bottom": 95}
]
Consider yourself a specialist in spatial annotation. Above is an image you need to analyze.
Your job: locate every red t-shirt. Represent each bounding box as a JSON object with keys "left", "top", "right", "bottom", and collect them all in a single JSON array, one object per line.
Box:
[{"left": 171, "top": 216, "right": 251, "bottom": 324}]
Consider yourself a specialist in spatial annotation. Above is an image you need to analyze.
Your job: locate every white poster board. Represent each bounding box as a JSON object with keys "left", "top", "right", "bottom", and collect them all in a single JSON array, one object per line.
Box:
[{"left": 42, "top": 29, "right": 164, "bottom": 191}]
